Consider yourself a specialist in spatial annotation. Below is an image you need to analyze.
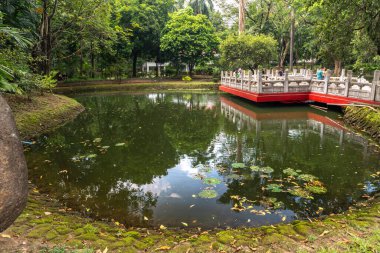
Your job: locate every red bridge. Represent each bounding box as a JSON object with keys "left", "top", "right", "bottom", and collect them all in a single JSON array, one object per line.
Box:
[{"left": 219, "top": 69, "right": 380, "bottom": 106}]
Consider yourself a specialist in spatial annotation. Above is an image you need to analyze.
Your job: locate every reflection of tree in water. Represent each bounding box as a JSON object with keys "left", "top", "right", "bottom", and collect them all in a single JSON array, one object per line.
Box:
[{"left": 26, "top": 93, "right": 220, "bottom": 224}]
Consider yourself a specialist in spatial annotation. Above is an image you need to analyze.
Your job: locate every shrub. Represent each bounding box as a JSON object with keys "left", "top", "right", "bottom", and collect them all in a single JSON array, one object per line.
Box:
[{"left": 182, "top": 75, "right": 192, "bottom": 82}]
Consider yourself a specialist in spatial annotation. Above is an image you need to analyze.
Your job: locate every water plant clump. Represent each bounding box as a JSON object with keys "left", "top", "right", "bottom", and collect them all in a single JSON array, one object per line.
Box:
[
  {"left": 283, "top": 168, "right": 299, "bottom": 177},
  {"left": 266, "top": 184, "right": 283, "bottom": 193},
  {"left": 231, "top": 163, "right": 246, "bottom": 169},
  {"left": 198, "top": 189, "right": 218, "bottom": 199},
  {"left": 203, "top": 177, "right": 222, "bottom": 185},
  {"left": 250, "top": 165, "right": 274, "bottom": 174}
]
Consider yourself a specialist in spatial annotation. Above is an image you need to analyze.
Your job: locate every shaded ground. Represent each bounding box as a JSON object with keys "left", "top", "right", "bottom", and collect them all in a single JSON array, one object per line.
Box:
[{"left": 1, "top": 189, "right": 379, "bottom": 252}]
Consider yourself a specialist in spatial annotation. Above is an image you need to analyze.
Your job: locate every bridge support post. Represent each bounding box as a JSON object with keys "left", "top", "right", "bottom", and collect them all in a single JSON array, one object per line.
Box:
[
  {"left": 324, "top": 70, "right": 332, "bottom": 94},
  {"left": 370, "top": 70, "right": 380, "bottom": 101},
  {"left": 258, "top": 71, "right": 263, "bottom": 93},
  {"left": 284, "top": 71, "right": 289, "bottom": 92},
  {"left": 241, "top": 70, "right": 244, "bottom": 90},
  {"left": 344, "top": 70, "right": 352, "bottom": 97}
]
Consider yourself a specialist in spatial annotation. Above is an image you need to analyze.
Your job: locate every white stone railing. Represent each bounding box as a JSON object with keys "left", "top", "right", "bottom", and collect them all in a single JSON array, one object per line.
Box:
[{"left": 221, "top": 69, "right": 380, "bottom": 102}]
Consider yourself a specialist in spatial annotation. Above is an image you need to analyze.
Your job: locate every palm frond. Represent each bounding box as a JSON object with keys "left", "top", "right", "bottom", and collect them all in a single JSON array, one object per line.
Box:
[{"left": 0, "top": 25, "right": 33, "bottom": 48}]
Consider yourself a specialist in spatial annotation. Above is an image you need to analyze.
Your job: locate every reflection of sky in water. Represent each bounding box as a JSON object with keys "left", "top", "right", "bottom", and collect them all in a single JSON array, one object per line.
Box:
[{"left": 25, "top": 92, "right": 380, "bottom": 228}]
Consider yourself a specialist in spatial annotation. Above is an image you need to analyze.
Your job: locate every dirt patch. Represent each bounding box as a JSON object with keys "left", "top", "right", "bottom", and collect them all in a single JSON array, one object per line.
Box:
[{"left": 4, "top": 93, "right": 85, "bottom": 140}]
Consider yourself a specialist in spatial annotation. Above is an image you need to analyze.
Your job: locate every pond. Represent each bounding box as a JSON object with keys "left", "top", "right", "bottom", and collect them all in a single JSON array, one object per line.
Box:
[{"left": 25, "top": 92, "right": 380, "bottom": 229}]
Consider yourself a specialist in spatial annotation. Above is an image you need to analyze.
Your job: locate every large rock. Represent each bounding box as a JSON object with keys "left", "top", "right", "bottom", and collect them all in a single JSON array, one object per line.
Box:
[{"left": 0, "top": 95, "right": 28, "bottom": 232}]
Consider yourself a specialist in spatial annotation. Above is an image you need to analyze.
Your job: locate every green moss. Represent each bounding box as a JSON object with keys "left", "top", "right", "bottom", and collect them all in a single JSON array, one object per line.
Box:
[
  {"left": 216, "top": 231, "right": 235, "bottom": 244},
  {"left": 44, "top": 230, "right": 59, "bottom": 241},
  {"left": 55, "top": 225, "right": 71, "bottom": 235},
  {"left": 65, "top": 239, "right": 83, "bottom": 248},
  {"left": 73, "top": 227, "right": 85, "bottom": 236},
  {"left": 124, "top": 231, "right": 141, "bottom": 239},
  {"left": 294, "top": 223, "right": 313, "bottom": 236},
  {"left": 26, "top": 224, "right": 53, "bottom": 238},
  {"left": 83, "top": 224, "right": 98, "bottom": 234},
  {"left": 134, "top": 240, "right": 148, "bottom": 250},
  {"left": 77, "top": 232, "right": 99, "bottom": 241},
  {"left": 261, "top": 233, "right": 290, "bottom": 245},
  {"left": 29, "top": 217, "right": 54, "bottom": 224}
]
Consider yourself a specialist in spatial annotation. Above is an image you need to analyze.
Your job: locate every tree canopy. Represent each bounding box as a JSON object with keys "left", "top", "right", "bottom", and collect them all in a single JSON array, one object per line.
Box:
[{"left": 160, "top": 8, "right": 219, "bottom": 76}]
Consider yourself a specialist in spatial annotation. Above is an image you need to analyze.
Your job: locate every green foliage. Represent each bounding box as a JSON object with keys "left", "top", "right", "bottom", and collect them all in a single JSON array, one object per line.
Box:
[
  {"left": 161, "top": 8, "right": 219, "bottom": 75},
  {"left": 220, "top": 34, "right": 277, "bottom": 71},
  {"left": 182, "top": 76, "right": 192, "bottom": 82}
]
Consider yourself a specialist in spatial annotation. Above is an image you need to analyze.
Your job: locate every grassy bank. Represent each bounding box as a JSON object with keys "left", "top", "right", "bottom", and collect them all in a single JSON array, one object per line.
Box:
[
  {"left": 344, "top": 106, "right": 380, "bottom": 143},
  {"left": 4, "top": 93, "right": 85, "bottom": 139},
  {"left": 54, "top": 81, "right": 218, "bottom": 94},
  {"left": 1, "top": 189, "right": 379, "bottom": 252}
]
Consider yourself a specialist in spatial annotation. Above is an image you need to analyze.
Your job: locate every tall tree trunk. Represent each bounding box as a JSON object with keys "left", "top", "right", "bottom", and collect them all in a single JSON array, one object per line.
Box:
[
  {"left": 90, "top": 42, "right": 95, "bottom": 78},
  {"left": 289, "top": 8, "right": 295, "bottom": 71},
  {"left": 279, "top": 41, "right": 289, "bottom": 70},
  {"left": 334, "top": 60, "right": 342, "bottom": 76},
  {"left": 132, "top": 52, "right": 138, "bottom": 77},
  {"left": 39, "top": 0, "right": 58, "bottom": 75},
  {"left": 238, "top": 0, "right": 245, "bottom": 34}
]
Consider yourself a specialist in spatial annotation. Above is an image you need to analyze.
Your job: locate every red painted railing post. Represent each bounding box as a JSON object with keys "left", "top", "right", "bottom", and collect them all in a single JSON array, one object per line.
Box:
[
  {"left": 344, "top": 70, "right": 352, "bottom": 97},
  {"left": 371, "top": 70, "right": 380, "bottom": 101}
]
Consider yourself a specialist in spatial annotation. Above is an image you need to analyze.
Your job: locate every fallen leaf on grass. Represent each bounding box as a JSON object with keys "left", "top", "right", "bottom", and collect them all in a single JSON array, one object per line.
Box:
[
  {"left": 181, "top": 222, "right": 188, "bottom": 227},
  {"left": 0, "top": 234, "right": 11, "bottom": 238},
  {"left": 319, "top": 230, "right": 330, "bottom": 237},
  {"left": 159, "top": 225, "right": 167, "bottom": 230},
  {"left": 44, "top": 212, "right": 52, "bottom": 216},
  {"left": 144, "top": 216, "right": 149, "bottom": 221},
  {"left": 155, "top": 246, "right": 171, "bottom": 251}
]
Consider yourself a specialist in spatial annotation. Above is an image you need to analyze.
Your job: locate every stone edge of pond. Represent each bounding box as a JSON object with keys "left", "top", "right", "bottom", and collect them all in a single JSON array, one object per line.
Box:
[
  {"left": 344, "top": 105, "right": 380, "bottom": 144},
  {"left": 3, "top": 92, "right": 85, "bottom": 140},
  {"left": 1, "top": 189, "right": 379, "bottom": 252}
]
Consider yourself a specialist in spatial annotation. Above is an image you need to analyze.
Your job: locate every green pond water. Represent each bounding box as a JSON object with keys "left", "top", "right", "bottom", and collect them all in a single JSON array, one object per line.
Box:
[{"left": 25, "top": 92, "right": 380, "bottom": 228}]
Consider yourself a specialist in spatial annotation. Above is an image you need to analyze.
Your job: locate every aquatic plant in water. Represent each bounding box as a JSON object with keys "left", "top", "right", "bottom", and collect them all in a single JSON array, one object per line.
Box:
[
  {"left": 288, "top": 187, "right": 314, "bottom": 199},
  {"left": 266, "top": 184, "right": 283, "bottom": 192},
  {"left": 283, "top": 168, "right": 299, "bottom": 177},
  {"left": 231, "top": 163, "right": 246, "bottom": 169},
  {"left": 198, "top": 189, "right": 218, "bottom": 199},
  {"left": 250, "top": 165, "right": 274, "bottom": 174},
  {"left": 298, "top": 174, "right": 318, "bottom": 182},
  {"left": 203, "top": 177, "right": 222, "bottom": 185}
]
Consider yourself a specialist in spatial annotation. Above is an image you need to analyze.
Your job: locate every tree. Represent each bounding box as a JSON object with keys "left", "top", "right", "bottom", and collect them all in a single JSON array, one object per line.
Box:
[
  {"left": 220, "top": 34, "right": 277, "bottom": 72},
  {"left": 160, "top": 8, "right": 219, "bottom": 76},
  {"left": 188, "top": 0, "right": 214, "bottom": 17}
]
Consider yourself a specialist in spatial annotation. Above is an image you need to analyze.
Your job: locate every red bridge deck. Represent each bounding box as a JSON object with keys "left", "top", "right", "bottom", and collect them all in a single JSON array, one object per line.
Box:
[{"left": 220, "top": 85, "right": 380, "bottom": 106}]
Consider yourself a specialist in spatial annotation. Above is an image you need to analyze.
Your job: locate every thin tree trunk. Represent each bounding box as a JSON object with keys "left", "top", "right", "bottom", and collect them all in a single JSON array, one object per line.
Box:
[
  {"left": 334, "top": 60, "right": 342, "bottom": 76},
  {"left": 132, "top": 52, "right": 138, "bottom": 77},
  {"left": 279, "top": 41, "right": 290, "bottom": 70},
  {"left": 238, "top": 0, "right": 245, "bottom": 34}
]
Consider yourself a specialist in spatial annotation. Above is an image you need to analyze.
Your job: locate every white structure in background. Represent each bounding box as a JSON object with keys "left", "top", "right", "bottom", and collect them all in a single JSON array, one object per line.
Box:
[
  {"left": 142, "top": 62, "right": 190, "bottom": 76},
  {"left": 142, "top": 62, "right": 170, "bottom": 75}
]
